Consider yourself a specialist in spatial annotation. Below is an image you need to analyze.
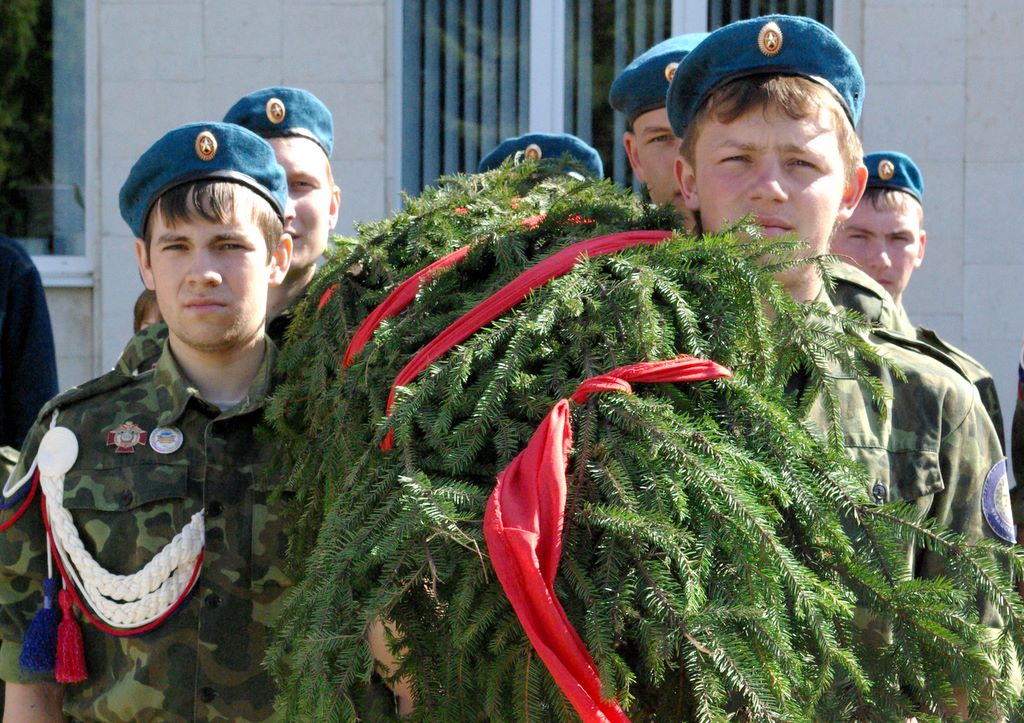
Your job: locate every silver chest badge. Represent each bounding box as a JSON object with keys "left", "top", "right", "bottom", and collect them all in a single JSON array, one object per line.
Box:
[{"left": 149, "top": 427, "right": 184, "bottom": 455}]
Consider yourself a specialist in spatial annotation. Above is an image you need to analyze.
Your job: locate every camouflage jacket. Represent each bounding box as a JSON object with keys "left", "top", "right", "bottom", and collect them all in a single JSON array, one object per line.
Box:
[
  {"left": 825, "top": 260, "right": 916, "bottom": 335},
  {"left": 0, "top": 337, "right": 292, "bottom": 722},
  {"left": 831, "top": 276, "right": 1009, "bottom": 522},
  {"left": 914, "top": 325, "right": 1005, "bottom": 452},
  {"left": 828, "top": 265, "right": 1005, "bottom": 452},
  {"left": 0, "top": 446, "right": 16, "bottom": 488},
  {"left": 811, "top": 293, "right": 1012, "bottom": 628}
]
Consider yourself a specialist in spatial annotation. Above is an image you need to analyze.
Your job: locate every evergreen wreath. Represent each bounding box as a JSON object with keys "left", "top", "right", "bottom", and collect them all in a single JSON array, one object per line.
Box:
[{"left": 265, "top": 159, "right": 1024, "bottom": 721}]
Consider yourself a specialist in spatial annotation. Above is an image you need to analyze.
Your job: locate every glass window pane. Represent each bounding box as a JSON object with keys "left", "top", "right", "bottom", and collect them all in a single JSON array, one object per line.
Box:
[
  {"left": 0, "top": 1, "right": 85, "bottom": 256},
  {"left": 402, "top": 0, "right": 531, "bottom": 194},
  {"left": 564, "top": 0, "right": 673, "bottom": 189}
]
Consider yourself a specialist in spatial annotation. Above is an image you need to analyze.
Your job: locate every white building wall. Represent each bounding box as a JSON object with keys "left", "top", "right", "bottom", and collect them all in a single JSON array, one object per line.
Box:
[
  {"left": 51, "top": 0, "right": 1024, "bottom": 461},
  {"left": 838, "top": 0, "right": 1023, "bottom": 455}
]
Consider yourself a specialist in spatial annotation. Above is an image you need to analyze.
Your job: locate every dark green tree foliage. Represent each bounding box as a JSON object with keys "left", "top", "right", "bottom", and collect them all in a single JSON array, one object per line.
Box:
[
  {"left": 266, "top": 160, "right": 1023, "bottom": 721},
  {"left": 0, "top": 0, "right": 53, "bottom": 235}
]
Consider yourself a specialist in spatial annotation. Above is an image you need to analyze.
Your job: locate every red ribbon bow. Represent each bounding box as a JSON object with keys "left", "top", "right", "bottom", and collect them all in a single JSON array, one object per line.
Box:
[{"left": 484, "top": 357, "right": 732, "bottom": 722}]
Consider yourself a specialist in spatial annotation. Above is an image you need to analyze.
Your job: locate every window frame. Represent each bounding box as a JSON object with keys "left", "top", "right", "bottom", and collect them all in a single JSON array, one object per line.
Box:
[
  {"left": 32, "top": 0, "right": 96, "bottom": 290},
  {"left": 388, "top": 0, "right": 705, "bottom": 206},
  {"left": 387, "top": 1, "right": 838, "bottom": 205}
]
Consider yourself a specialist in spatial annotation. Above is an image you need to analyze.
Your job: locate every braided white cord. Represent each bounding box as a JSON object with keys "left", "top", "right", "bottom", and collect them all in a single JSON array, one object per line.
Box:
[
  {"left": 55, "top": 539, "right": 199, "bottom": 627},
  {"left": 42, "top": 472, "right": 205, "bottom": 629}
]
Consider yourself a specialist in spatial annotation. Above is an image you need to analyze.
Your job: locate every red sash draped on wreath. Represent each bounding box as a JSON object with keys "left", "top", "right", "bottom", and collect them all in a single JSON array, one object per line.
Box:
[
  {"left": 348, "top": 228, "right": 731, "bottom": 720},
  {"left": 484, "top": 358, "right": 731, "bottom": 722}
]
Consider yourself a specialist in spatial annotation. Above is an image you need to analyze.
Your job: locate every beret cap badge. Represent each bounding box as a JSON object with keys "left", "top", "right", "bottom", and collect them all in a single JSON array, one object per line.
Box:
[
  {"left": 878, "top": 159, "right": 895, "bottom": 180},
  {"left": 757, "top": 21, "right": 783, "bottom": 57},
  {"left": 194, "top": 131, "right": 218, "bottom": 161},
  {"left": 266, "top": 97, "right": 286, "bottom": 124},
  {"left": 524, "top": 143, "right": 543, "bottom": 161},
  {"left": 664, "top": 62, "right": 678, "bottom": 83}
]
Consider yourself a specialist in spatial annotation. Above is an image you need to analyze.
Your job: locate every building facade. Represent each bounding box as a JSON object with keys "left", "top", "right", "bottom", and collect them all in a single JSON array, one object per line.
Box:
[{"left": 24, "top": 0, "right": 1024, "bottom": 454}]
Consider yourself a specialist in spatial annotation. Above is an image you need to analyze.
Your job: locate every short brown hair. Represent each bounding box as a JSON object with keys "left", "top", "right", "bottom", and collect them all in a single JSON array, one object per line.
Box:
[
  {"left": 860, "top": 187, "right": 924, "bottom": 223},
  {"left": 679, "top": 75, "right": 863, "bottom": 179},
  {"left": 143, "top": 181, "right": 283, "bottom": 260},
  {"left": 133, "top": 289, "right": 160, "bottom": 333}
]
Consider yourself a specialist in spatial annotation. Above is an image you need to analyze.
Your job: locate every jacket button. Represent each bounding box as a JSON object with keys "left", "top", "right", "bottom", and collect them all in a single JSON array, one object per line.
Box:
[
  {"left": 119, "top": 490, "right": 133, "bottom": 508},
  {"left": 208, "top": 501, "right": 223, "bottom": 517},
  {"left": 206, "top": 593, "right": 221, "bottom": 609},
  {"left": 201, "top": 686, "right": 217, "bottom": 702},
  {"left": 872, "top": 482, "right": 887, "bottom": 504}
]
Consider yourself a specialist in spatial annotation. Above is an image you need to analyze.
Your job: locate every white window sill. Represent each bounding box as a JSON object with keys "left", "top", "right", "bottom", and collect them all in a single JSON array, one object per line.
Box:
[{"left": 34, "top": 255, "right": 94, "bottom": 288}]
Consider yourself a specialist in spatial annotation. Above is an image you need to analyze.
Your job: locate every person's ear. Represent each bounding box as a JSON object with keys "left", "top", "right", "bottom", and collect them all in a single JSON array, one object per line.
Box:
[
  {"left": 622, "top": 132, "right": 646, "bottom": 183},
  {"left": 269, "top": 234, "right": 293, "bottom": 286},
  {"left": 135, "top": 239, "right": 156, "bottom": 290},
  {"left": 328, "top": 183, "right": 341, "bottom": 230},
  {"left": 915, "top": 228, "right": 927, "bottom": 268},
  {"left": 676, "top": 156, "right": 700, "bottom": 212},
  {"left": 836, "top": 164, "right": 868, "bottom": 223}
]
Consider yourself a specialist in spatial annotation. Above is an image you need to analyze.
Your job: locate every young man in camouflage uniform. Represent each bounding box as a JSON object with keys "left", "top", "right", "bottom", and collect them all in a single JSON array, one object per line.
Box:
[
  {"left": 223, "top": 87, "right": 341, "bottom": 343},
  {"left": 0, "top": 122, "right": 293, "bottom": 721},
  {"left": 608, "top": 33, "right": 708, "bottom": 208},
  {"left": 832, "top": 150, "right": 1005, "bottom": 446},
  {"left": 115, "top": 86, "right": 340, "bottom": 375},
  {"left": 667, "top": 17, "right": 1013, "bottom": 715},
  {"left": 608, "top": 32, "right": 908, "bottom": 342}
]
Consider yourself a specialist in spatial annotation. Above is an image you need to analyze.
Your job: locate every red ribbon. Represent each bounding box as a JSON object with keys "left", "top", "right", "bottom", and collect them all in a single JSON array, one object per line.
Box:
[
  {"left": 343, "top": 245, "right": 475, "bottom": 367},
  {"left": 317, "top": 283, "right": 337, "bottom": 310},
  {"left": 483, "top": 356, "right": 731, "bottom": 722},
  {"left": 381, "top": 230, "right": 674, "bottom": 449},
  {"left": 0, "top": 470, "right": 40, "bottom": 532}
]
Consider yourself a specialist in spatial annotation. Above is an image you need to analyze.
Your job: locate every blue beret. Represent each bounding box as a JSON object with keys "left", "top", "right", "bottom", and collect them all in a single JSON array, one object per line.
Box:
[
  {"left": 864, "top": 151, "right": 923, "bottom": 202},
  {"left": 119, "top": 122, "right": 287, "bottom": 238},
  {"left": 667, "top": 15, "right": 864, "bottom": 137},
  {"left": 609, "top": 33, "right": 709, "bottom": 123},
  {"left": 477, "top": 133, "right": 604, "bottom": 178},
  {"left": 223, "top": 86, "right": 334, "bottom": 157}
]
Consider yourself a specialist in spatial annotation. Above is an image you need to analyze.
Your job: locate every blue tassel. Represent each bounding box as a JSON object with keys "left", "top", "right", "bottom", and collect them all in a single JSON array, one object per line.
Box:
[{"left": 20, "top": 577, "right": 60, "bottom": 673}]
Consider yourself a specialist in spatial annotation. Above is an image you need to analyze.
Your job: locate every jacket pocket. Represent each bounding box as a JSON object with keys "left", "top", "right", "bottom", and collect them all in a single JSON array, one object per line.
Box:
[
  {"left": 844, "top": 444, "right": 943, "bottom": 507},
  {"left": 61, "top": 463, "right": 192, "bottom": 575}
]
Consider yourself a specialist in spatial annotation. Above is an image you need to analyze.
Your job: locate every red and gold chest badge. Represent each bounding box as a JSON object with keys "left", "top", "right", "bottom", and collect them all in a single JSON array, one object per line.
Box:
[{"left": 106, "top": 422, "right": 148, "bottom": 454}]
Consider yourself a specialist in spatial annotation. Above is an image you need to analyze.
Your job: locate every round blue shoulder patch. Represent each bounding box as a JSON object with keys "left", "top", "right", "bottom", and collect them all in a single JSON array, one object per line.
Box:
[{"left": 982, "top": 458, "right": 1016, "bottom": 544}]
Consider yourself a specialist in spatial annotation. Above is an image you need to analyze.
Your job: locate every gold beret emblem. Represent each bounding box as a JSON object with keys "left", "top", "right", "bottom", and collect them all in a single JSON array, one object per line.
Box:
[
  {"left": 757, "top": 21, "right": 783, "bottom": 57},
  {"left": 195, "top": 131, "right": 217, "bottom": 161},
  {"left": 877, "top": 159, "right": 895, "bottom": 180},
  {"left": 524, "top": 143, "right": 543, "bottom": 161},
  {"left": 664, "top": 62, "right": 678, "bottom": 83},
  {"left": 266, "top": 97, "right": 286, "bottom": 124}
]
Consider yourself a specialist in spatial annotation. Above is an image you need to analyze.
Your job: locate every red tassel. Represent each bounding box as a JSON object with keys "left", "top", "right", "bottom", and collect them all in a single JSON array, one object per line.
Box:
[{"left": 55, "top": 589, "right": 87, "bottom": 683}]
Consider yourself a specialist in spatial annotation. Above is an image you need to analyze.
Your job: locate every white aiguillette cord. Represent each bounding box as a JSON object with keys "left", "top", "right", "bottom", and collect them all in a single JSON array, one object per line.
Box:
[{"left": 27, "top": 411, "right": 205, "bottom": 630}]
